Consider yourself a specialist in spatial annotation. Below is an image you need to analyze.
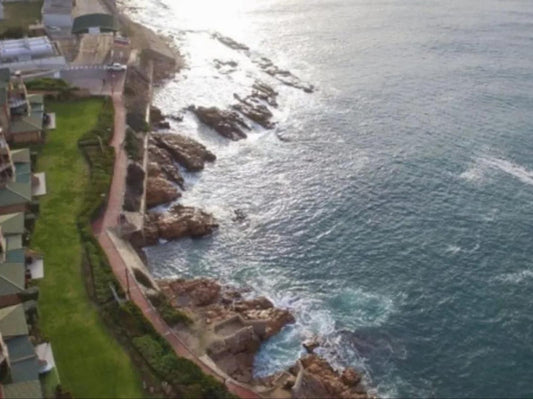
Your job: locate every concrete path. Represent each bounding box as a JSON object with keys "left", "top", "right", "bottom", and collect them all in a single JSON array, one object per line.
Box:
[{"left": 93, "top": 92, "right": 260, "bottom": 399}]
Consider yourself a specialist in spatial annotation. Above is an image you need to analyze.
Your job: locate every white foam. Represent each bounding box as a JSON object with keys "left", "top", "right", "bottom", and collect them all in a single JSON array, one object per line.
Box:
[
  {"left": 445, "top": 245, "right": 462, "bottom": 254},
  {"left": 461, "top": 156, "right": 533, "bottom": 186},
  {"left": 494, "top": 269, "right": 533, "bottom": 284}
]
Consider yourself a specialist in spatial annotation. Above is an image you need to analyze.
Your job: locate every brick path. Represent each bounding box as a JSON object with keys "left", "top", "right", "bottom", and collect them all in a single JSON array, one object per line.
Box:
[{"left": 93, "top": 92, "right": 260, "bottom": 399}]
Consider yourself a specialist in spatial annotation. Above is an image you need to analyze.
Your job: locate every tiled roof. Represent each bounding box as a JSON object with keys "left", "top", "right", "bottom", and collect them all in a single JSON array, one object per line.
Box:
[
  {"left": 0, "top": 304, "right": 28, "bottom": 338},
  {"left": 2, "top": 380, "right": 42, "bottom": 399},
  {"left": 0, "top": 213, "right": 25, "bottom": 235}
]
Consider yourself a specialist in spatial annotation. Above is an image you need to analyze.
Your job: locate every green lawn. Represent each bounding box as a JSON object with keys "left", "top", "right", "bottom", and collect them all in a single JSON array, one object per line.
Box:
[
  {"left": 0, "top": 1, "right": 43, "bottom": 35},
  {"left": 32, "top": 99, "right": 143, "bottom": 398}
]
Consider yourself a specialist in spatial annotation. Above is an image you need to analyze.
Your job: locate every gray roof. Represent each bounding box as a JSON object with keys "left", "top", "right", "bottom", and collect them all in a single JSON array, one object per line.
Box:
[
  {"left": 43, "top": 0, "right": 73, "bottom": 15},
  {"left": 2, "top": 380, "right": 43, "bottom": 399},
  {"left": 72, "top": 13, "right": 118, "bottom": 34}
]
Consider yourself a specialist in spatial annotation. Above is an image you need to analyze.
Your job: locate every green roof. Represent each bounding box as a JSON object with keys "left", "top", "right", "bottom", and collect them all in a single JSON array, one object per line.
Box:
[
  {"left": 0, "top": 262, "right": 26, "bottom": 296},
  {"left": 0, "top": 213, "right": 25, "bottom": 235},
  {"left": 72, "top": 13, "right": 119, "bottom": 34},
  {"left": 6, "top": 336, "right": 41, "bottom": 384},
  {"left": 2, "top": 380, "right": 43, "bottom": 399},
  {"left": 10, "top": 149, "right": 31, "bottom": 164},
  {"left": 0, "top": 182, "right": 32, "bottom": 208},
  {"left": 6, "top": 235, "right": 23, "bottom": 251},
  {"left": 0, "top": 87, "right": 6, "bottom": 107},
  {"left": 9, "top": 114, "right": 43, "bottom": 134},
  {"left": 0, "top": 150, "right": 33, "bottom": 208},
  {"left": 6, "top": 248, "right": 25, "bottom": 263},
  {"left": 0, "top": 68, "right": 10, "bottom": 83},
  {"left": 0, "top": 305, "right": 28, "bottom": 338}
]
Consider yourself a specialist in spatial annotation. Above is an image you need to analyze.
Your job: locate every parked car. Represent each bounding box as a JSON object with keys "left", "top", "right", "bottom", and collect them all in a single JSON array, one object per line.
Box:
[{"left": 105, "top": 63, "right": 127, "bottom": 72}]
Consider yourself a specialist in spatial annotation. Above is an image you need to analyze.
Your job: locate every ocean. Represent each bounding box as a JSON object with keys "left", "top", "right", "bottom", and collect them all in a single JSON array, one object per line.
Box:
[{"left": 122, "top": 0, "right": 533, "bottom": 396}]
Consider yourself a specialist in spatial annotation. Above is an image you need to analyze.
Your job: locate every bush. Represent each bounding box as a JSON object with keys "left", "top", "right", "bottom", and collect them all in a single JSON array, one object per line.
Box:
[
  {"left": 133, "top": 268, "right": 154, "bottom": 289},
  {"left": 125, "top": 127, "right": 143, "bottom": 161},
  {"left": 147, "top": 292, "right": 191, "bottom": 326}
]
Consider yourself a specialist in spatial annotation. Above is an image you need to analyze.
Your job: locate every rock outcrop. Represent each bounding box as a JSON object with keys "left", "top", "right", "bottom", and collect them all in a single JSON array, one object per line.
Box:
[
  {"left": 152, "top": 133, "right": 216, "bottom": 171},
  {"left": 146, "top": 176, "right": 180, "bottom": 208},
  {"left": 157, "top": 277, "right": 295, "bottom": 383},
  {"left": 144, "top": 205, "right": 218, "bottom": 245},
  {"left": 291, "top": 355, "right": 370, "bottom": 399},
  {"left": 253, "top": 56, "right": 315, "bottom": 93},
  {"left": 252, "top": 81, "right": 279, "bottom": 107},
  {"left": 190, "top": 106, "right": 249, "bottom": 141},
  {"left": 232, "top": 94, "right": 275, "bottom": 129},
  {"left": 148, "top": 143, "right": 184, "bottom": 187},
  {"left": 212, "top": 33, "right": 250, "bottom": 51}
]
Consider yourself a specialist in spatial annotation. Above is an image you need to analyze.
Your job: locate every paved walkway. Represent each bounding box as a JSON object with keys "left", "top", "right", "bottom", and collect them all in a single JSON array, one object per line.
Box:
[{"left": 93, "top": 92, "right": 260, "bottom": 399}]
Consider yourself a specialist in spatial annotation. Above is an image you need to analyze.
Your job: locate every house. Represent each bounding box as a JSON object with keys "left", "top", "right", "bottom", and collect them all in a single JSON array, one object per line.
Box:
[
  {"left": 0, "top": 305, "right": 43, "bottom": 399},
  {"left": 72, "top": 13, "right": 119, "bottom": 35},
  {"left": 42, "top": 0, "right": 73, "bottom": 29},
  {"left": 0, "top": 70, "right": 45, "bottom": 144}
]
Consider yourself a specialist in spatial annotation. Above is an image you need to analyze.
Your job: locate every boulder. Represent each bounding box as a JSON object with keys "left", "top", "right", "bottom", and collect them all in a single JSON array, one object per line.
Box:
[
  {"left": 232, "top": 94, "right": 275, "bottom": 129},
  {"left": 190, "top": 106, "right": 249, "bottom": 141},
  {"left": 152, "top": 133, "right": 216, "bottom": 171},
  {"left": 253, "top": 56, "right": 315, "bottom": 93},
  {"left": 144, "top": 205, "right": 218, "bottom": 244},
  {"left": 146, "top": 176, "right": 180, "bottom": 208},
  {"left": 159, "top": 278, "right": 222, "bottom": 307},
  {"left": 252, "top": 81, "right": 279, "bottom": 107},
  {"left": 148, "top": 143, "right": 184, "bottom": 187},
  {"left": 303, "top": 338, "right": 320, "bottom": 354},
  {"left": 341, "top": 368, "right": 362, "bottom": 387},
  {"left": 212, "top": 33, "right": 249, "bottom": 51}
]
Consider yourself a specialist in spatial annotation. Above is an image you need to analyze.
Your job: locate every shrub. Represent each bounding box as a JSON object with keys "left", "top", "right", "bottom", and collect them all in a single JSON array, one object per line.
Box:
[
  {"left": 147, "top": 292, "right": 191, "bottom": 326},
  {"left": 133, "top": 268, "right": 154, "bottom": 289}
]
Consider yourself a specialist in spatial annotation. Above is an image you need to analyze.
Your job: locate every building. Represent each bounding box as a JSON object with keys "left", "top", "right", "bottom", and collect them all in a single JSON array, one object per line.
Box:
[
  {"left": 0, "top": 37, "right": 66, "bottom": 71},
  {"left": 0, "top": 37, "right": 55, "bottom": 64},
  {"left": 42, "top": 0, "right": 73, "bottom": 29},
  {"left": 0, "top": 70, "right": 46, "bottom": 144},
  {"left": 72, "top": 13, "right": 119, "bottom": 35}
]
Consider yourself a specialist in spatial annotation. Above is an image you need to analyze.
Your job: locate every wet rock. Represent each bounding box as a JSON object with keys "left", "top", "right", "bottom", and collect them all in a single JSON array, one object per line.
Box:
[
  {"left": 190, "top": 105, "right": 250, "bottom": 141},
  {"left": 232, "top": 94, "right": 275, "bottom": 129},
  {"left": 293, "top": 355, "right": 371, "bottom": 399},
  {"left": 148, "top": 143, "right": 185, "bottom": 187},
  {"left": 214, "top": 59, "right": 239, "bottom": 74},
  {"left": 157, "top": 121, "right": 171, "bottom": 129},
  {"left": 144, "top": 205, "right": 218, "bottom": 244},
  {"left": 303, "top": 338, "right": 320, "bottom": 354},
  {"left": 252, "top": 81, "right": 279, "bottom": 107},
  {"left": 341, "top": 368, "right": 362, "bottom": 388},
  {"left": 152, "top": 133, "right": 216, "bottom": 171},
  {"left": 232, "top": 209, "right": 247, "bottom": 223},
  {"left": 150, "top": 105, "right": 165, "bottom": 125},
  {"left": 212, "top": 33, "right": 249, "bottom": 51},
  {"left": 146, "top": 176, "right": 180, "bottom": 208},
  {"left": 253, "top": 56, "right": 315, "bottom": 93},
  {"left": 168, "top": 114, "right": 184, "bottom": 122}
]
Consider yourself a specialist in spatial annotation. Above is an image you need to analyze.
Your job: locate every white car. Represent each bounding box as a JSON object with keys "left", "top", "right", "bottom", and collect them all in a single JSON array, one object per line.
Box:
[{"left": 105, "top": 63, "right": 127, "bottom": 72}]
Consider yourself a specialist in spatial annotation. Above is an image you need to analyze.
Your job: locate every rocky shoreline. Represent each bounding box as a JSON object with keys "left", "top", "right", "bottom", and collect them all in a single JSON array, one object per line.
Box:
[{"left": 115, "top": 5, "right": 374, "bottom": 397}]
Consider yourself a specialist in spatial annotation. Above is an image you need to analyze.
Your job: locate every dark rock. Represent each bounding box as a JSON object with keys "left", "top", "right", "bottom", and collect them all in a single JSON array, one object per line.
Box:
[
  {"left": 232, "top": 209, "right": 247, "bottom": 223},
  {"left": 190, "top": 105, "right": 249, "bottom": 141},
  {"left": 152, "top": 133, "right": 216, "bottom": 171},
  {"left": 148, "top": 143, "right": 185, "bottom": 187},
  {"left": 214, "top": 59, "right": 239, "bottom": 74},
  {"left": 150, "top": 105, "right": 165, "bottom": 125},
  {"left": 253, "top": 56, "right": 315, "bottom": 93},
  {"left": 252, "top": 81, "right": 279, "bottom": 107},
  {"left": 157, "top": 121, "right": 171, "bottom": 129},
  {"left": 232, "top": 93, "right": 275, "bottom": 129},
  {"left": 168, "top": 114, "right": 184, "bottom": 122},
  {"left": 212, "top": 33, "right": 249, "bottom": 51}
]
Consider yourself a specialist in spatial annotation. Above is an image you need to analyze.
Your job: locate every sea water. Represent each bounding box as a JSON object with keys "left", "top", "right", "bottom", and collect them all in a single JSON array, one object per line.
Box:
[{"left": 122, "top": 0, "right": 533, "bottom": 396}]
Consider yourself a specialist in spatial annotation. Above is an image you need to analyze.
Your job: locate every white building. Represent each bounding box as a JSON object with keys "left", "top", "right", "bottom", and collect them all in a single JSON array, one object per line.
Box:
[
  {"left": 0, "top": 37, "right": 56, "bottom": 63},
  {"left": 42, "top": 0, "right": 73, "bottom": 29}
]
